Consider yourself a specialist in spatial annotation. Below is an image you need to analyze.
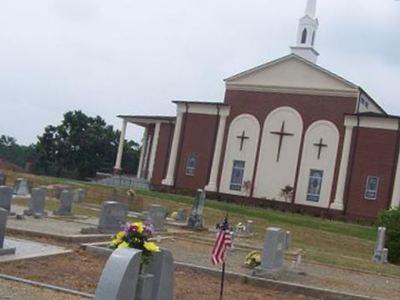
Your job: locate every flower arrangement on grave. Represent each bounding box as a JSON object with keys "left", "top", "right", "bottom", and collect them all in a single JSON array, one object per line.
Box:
[
  {"left": 110, "top": 221, "right": 160, "bottom": 265},
  {"left": 244, "top": 250, "right": 262, "bottom": 268}
]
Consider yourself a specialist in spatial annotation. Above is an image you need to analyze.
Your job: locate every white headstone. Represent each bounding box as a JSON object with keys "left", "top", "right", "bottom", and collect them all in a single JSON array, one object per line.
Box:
[
  {"left": 98, "top": 201, "right": 128, "bottom": 233},
  {"left": 13, "top": 178, "right": 30, "bottom": 196},
  {"left": 373, "top": 227, "right": 388, "bottom": 263},
  {"left": 73, "top": 188, "right": 86, "bottom": 203}
]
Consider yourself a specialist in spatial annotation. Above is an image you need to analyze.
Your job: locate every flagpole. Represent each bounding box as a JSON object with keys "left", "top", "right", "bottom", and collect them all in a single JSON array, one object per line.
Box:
[{"left": 219, "top": 261, "right": 226, "bottom": 300}]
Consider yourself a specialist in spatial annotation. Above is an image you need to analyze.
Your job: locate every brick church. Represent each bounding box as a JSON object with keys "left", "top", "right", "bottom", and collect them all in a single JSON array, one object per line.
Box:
[{"left": 114, "top": 0, "right": 399, "bottom": 220}]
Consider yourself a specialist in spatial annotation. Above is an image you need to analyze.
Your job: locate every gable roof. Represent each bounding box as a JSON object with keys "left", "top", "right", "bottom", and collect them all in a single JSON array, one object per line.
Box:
[{"left": 224, "top": 54, "right": 360, "bottom": 97}]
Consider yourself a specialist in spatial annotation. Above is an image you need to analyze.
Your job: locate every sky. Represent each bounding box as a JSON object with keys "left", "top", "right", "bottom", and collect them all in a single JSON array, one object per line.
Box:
[{"left": 0, "top": 0, "right": 399, "bottom": 145}]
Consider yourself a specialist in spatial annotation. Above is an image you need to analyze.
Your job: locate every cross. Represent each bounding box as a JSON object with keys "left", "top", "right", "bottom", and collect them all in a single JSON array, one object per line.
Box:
[
  {"left": 270, "top": 121, "right": 294, "bottom": 162},
  {"left": 236, "top": 130, "right": 249, "bottom": 151},
  {"left": 313, "top": 138, "right": 328, "bottom": 160}
]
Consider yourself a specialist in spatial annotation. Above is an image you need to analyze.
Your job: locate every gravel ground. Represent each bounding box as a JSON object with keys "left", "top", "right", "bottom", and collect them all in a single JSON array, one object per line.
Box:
[
  {"left": 158, "top": 238, "right": 400, "bottom": 300},
  {"left": 0, "top": 278, "right": 83, "bottom": 300}
]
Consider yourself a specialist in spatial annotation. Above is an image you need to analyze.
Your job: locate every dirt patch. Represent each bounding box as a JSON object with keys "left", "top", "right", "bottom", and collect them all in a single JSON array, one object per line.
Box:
[{"left": 0, "top": 250, "right": 319, "bottom": 299}]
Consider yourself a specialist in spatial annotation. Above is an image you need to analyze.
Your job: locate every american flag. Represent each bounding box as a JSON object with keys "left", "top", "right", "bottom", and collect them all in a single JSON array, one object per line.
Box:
[{"left": 211, "top": 217, "right": 232, "bottom": 265}]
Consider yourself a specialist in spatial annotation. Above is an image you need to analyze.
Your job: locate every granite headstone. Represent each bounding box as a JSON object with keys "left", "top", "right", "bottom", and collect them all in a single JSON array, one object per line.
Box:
[
  {"left": 53, "top": 190, "right": 73, "bottom": 216},
  {"left": 148, "top": 205, "right": 166, "bottom": 232},
  {"left": 0, "top": 171, "right": 6, "bottom": 186},
  {"left": 13, "top": 178, "right": 30, "bottom": 196},
  {"left": 0, "top": 208, "right": 16, "bottom": 256},
  {"left": 73, "top": 188, "right": 86, "bottom": 203},
  {"left": 98, "top": 201, "right": 128, "bottom": 233},
  {"left": 24, "top": 188, "right": 47, "bottom": 218},
  {"left": 373, "top": 227, "right": 388, "bottom": 263},
  {"left": 187, "top": 189, "right": 206, "bottom": 229},
  {"left": 0, "top": 186, "right": 13, "bottom": 212},
  {"left": 256, "top": 227, "right": 286, "bottom": 274}
]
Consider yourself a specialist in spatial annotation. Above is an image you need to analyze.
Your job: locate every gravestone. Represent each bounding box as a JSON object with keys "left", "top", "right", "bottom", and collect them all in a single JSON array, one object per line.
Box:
[
  {"left": 13, "top": 178, "right": 30, "bottom": 196},
  {"left": 284, "top": 230, "right": 291, "bottom": 250},
  {"left": 73, "top": 188, "right": 86, "bottom": 203},
  {"left": 175, "top": 208, "right": 187, "bottom": 223},
  {"left": 0, "top": 171, "right": 6, "bottom": 186},
  {"left": 53, "top": 190, "right": 73, "bottom": 216},
  {"left": 0, "top": 208, "right": 16, "bottom": 256},
  {"left": 144, "top": 249, "right": 174, "bottom": 300},
  {"left": 148, "top": 205, "right": 166, "bottom": 232},
  {"left": 373, "top": 227, "right": 388, "bottom": 263},
  {"left": 24, "top": 188, "right": 47, "bottom": 218},
  {"left": 0, "top": 186, "right": 13, "bottom": 212},
  {"left": 95, "top": 248, "right": 154, "bottom": 300},
  {"left": 255, "top": 227, "right": 286, "bottom": 274},
  {"left": 246, "top": 220, "right": 254, "bottom": 235},
  {"left": 187, "top": 189, "right": 206, "bottom": 229},
  {"left": 98, "top": 201, "right": 128, "bottom": 233}
]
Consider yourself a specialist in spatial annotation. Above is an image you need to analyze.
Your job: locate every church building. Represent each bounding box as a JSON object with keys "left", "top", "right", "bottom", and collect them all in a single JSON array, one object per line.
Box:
[{"left": 114, "top": 0, "right": 400, "bottom": 221}]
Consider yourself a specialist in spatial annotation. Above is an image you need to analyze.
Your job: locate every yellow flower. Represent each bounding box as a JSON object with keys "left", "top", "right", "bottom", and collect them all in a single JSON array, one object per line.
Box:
[
  {"left": 118, "top": 241, "right": 130, "bottom": 249},
  {"left": 116, "top": 231, "right": 125, "bottom": 240},
  {"left": 110, "top": 231, "right": 125, "bottom": 247},
  {"left": 144, "top": 242, "right": 160, "bottom": 253},
  {"left": 132, "top": 222, "right": 144, "bottom": 234}
]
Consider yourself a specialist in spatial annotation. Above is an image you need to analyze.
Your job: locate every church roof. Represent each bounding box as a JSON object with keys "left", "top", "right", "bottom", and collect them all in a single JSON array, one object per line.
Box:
[
  {"left": 118, "top": 115, "right": 175, "bottom": 126},
  {"left": 172, "top": 100, "right": 228, "bottom": 106}
]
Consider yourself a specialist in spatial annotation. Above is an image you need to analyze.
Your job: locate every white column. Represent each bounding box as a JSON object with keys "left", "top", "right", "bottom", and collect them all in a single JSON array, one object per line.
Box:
[
  {"left": 162, "top": 107, "right": 185, "bottom": 186},
  {"left": 142, "top": 134, "right": 152, "bottom": 179},
  {"left": 136, "top": 128, "right": 148, "bottom": 179},
  {"left": 147, "top": 122, "right": 161, "bottom": 181},
  {"left": 114, "top": 119, "right": 128, "bottom": 172},
  {"left": 390, "top": 148, "right": 400, "bottom": 208},
  {"left": 331, "top": 125, "right": 353, "bottom": 210},
  {"left": 205, "top": 114, "right": 228, "bottom": 192}
]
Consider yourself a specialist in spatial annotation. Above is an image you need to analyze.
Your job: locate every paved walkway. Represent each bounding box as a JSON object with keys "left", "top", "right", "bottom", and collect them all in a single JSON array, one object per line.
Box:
[{"left": 0, "top": 278, "right": 83, "bottom": 300}]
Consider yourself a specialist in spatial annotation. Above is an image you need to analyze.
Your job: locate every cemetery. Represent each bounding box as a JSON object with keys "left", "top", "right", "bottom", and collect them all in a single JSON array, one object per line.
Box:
[{"left": 0, "top": 169, "right": 398, "bottom": 299}]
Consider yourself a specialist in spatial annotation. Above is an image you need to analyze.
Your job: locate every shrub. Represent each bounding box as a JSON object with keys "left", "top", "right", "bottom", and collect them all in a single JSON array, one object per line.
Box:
[{"left": 377, "top": 207, "right": 400, "bottom": 264}]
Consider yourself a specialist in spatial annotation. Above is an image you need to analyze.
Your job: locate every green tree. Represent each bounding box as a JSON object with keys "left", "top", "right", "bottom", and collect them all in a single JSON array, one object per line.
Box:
[
  {"left": 0, "top": 135, "right": 37, "bottom": 168},
  {"left": 377, "top": 207, "right": 400, "bottom": 264},
  {"left": 35, "top": 111, "right": 139, "bottom": 179}
]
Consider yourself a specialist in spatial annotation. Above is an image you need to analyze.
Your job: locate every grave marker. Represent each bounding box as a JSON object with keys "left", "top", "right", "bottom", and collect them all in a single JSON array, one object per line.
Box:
[
  {"left": 73, "top": 188, "right": 86, "bottom": 203},
  {"left": 94, "top": 248, "right": 152, "bottom": 300},
  {"left": 0, "top": 171, "right": 6, "bottom": 186},
  {"left": 0, "top": 186, "right": 12, "bottom": 212},
  {"left": 148, "top": 205, "right": 166, "bottom": 232},
  {"left": 53, "top": 190, "right": 73, "bottom": 216},
  {"left": 256, "top": 227, "right": 286, "bottom": 274},
  {"left": 187, "top": 189, "right": 206, "bottom": 229},
  {"left": 175, "top": 208, "right": 187, "bottom": 223},
  {"left": 24, "top": 188, "right": 47, "bottom": 218},
  {"left": 0, "top": 208, "right": 16, "bottom": 256},
  {"left": 98, "top": 201, "right": 128, "bottom": 233},
  {"left": 373, "top": 227, "right": 388, "bottom": 263},
  {"left": 13, "top": 178, "right": 30, "bottom": 196}
]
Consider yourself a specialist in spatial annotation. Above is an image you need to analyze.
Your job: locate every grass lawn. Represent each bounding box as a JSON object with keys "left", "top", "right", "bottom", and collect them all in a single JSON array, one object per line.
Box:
[{"left": 5, "top": 170, "right": 400, "bottom": 277}]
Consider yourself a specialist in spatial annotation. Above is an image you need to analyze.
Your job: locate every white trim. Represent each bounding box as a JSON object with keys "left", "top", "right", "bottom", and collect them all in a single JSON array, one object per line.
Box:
[
  {"left": 331, "top": 126, "right": 353, "bottom": 210},
  {"left": 224, "top": 54, "right": 358, "bottom": 90},
  {"left": 226, "top": 84, "right": 358, "bottom": 98},
  {"left": 175, "top": 103, "right": 230, "bottom": 116},
  {"left": 162, "top": 109, "right": 184, "bottom": 186},
  {"left": 147, "top": 122, "right": 161, "bottom": 181},
  {"left": 205, "top": 115, "right": 228, "bottom": 192},
  {"left": 114, "top": 119, "right": 128, "bottom": 171},
  {"left": 295, "top": 120, "right": 340, "bottom": 208},
  {"left": 136, "top": 128, "right": 148, "bottom": 179},
  {"left": 253, "top": 106, "right": 303, "bottom": 201},
  {"left": 345, "top": 115, "right": 398, "bottom": 131}
]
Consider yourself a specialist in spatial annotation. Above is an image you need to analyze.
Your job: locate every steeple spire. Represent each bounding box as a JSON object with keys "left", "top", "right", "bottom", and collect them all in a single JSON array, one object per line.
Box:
[{"left": 291, "top": 0, "right": 319, "bottom": 64}]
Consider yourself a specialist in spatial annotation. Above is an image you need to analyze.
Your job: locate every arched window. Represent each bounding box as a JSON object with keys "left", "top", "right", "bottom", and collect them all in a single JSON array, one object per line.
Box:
[
  {"left": 301, "top": 28, "right": 307, "bottom": 44},
  {"left": 311, "top": 31, "right": 316, "bottom": 46},
  {"left": 185, "top": 153, "right": 197, "bottom": 176}
]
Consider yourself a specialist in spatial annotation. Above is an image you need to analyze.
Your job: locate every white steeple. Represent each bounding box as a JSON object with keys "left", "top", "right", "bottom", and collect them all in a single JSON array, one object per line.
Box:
[{"left": 291, "top": 0, "right": 319, "bottom": 64}]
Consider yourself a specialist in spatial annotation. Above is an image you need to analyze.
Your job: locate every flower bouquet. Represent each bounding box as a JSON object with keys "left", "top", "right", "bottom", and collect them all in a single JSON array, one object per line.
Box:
[{"left": 110, "top": 221, "right": 160, "bottom": 266}]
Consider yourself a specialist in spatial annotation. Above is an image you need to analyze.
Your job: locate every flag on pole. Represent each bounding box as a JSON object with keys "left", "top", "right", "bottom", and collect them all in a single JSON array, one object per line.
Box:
[{"left": 211, "top": 217, "right": 232, "bottom": 265}]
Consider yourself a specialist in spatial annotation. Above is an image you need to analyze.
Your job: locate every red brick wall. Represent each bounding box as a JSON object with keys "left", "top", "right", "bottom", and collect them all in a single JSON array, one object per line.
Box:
[
  {"left": 217, "top": 89, "right": 358, "bottom": 203},
  {"left": 174, "top": 113, "right": 219, "bottom": 190},
  {"left": 345, "top": 128, "right": 398, "bottom": 219},
  {"left": 151, "top": 123, "right": 175, "bottom": 185}
]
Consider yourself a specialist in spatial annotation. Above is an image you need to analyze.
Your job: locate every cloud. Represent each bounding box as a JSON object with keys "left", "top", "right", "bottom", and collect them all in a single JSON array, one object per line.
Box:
[{"left": 0, "top": 0, "right": 399, "bottom": 145}]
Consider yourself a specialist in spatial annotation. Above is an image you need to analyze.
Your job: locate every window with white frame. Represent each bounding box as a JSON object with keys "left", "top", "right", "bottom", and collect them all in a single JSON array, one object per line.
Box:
[
  {"left": 185, "top": 153, "right": 197, "bottom": 176},
  {"left": 365, "top": 176, "right": 379, "bottom": 200},
  {"left": 306, "top": 169, "right": 324, "bottom": 202},
  {"left": 230, "top": 160, "right": 245, "bottom": 191}
]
